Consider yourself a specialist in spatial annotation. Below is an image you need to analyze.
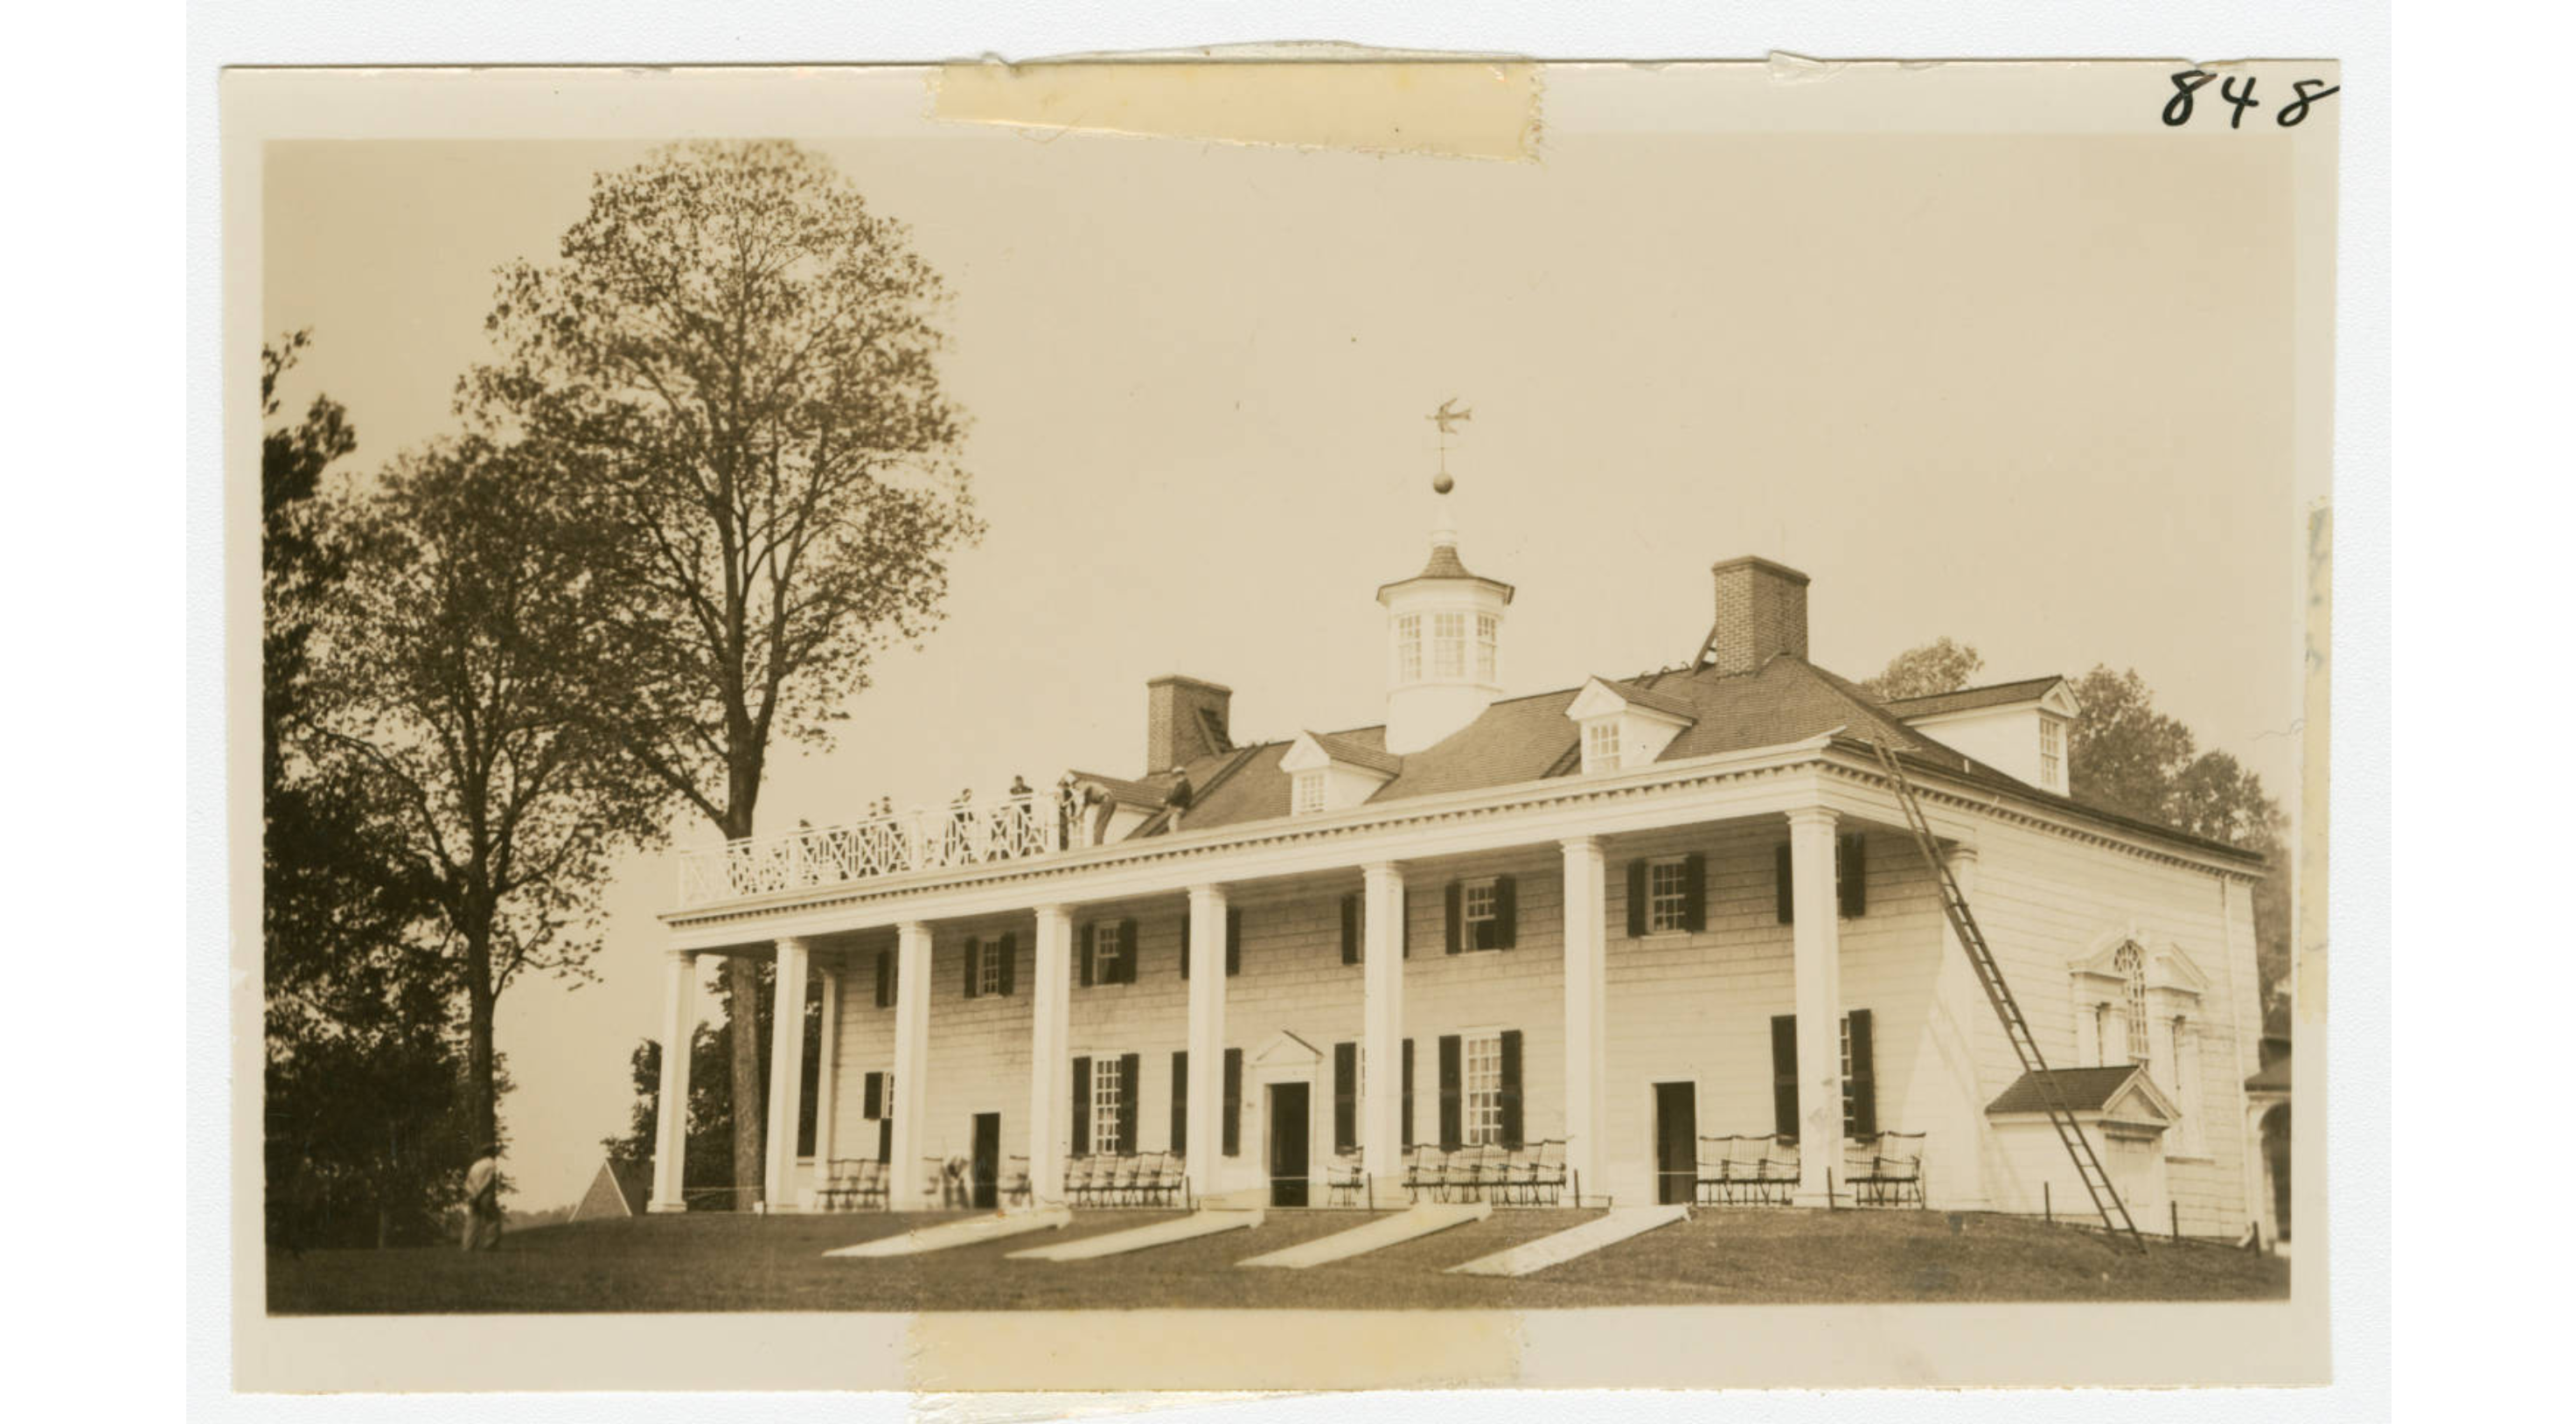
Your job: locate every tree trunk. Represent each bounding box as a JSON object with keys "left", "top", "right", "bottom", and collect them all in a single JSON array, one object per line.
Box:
[
  {"left": 721, "top": 777, "right": 768, "bottom": 1211},
  {"left": 464, "top": 926, "right": 499, "bottom": 1152}
]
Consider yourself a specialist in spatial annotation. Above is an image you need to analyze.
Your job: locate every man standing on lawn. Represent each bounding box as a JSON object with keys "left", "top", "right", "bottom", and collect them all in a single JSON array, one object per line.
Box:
[{"left": 462, "top": 1141, "right": 504, "bottom": 1252}]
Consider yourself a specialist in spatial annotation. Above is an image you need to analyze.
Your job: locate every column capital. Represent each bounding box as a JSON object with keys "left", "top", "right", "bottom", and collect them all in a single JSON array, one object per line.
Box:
[
  {"left": 1784, "top": 806, "right": 1841, "bottom": 832},
  {"left": 1187, "top": 882, "right": 1229, "bottom": 904},
  {"left": 1360, "top": 859, "right": 1407, "bottom": 878},
  {"left": 775, "top": 935, "right": 811, "bottom": 954},
  {"left": 1558, "top": 834, "right": 1607, "bottom": 855},
  {"left": 1033, "top": 901, "right": 1073, "bottom": 918},
  {"left": 1943, "top": 842, "right": 1981, "bottom": 868},
  {"left": 895, "top": 920, "right": 931, "bottom": 939}
]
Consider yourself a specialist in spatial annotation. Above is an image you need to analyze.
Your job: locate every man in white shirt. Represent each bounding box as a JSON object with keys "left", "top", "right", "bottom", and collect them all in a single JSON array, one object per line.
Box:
[{"left": 462, "top": 1141, "right": 503, "bottom": 1252}]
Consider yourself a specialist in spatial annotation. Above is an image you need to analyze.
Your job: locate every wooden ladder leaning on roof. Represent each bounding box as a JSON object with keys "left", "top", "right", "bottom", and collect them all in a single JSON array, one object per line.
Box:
[{"left": 1866, "top": 737, "right": 2146, "bottom": 1252}]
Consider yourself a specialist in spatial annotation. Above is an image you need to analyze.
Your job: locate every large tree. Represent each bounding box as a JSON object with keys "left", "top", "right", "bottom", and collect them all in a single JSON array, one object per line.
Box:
[
  {"left": 262, "top": 333, "right": 470, "bottom": 1249},
  {"left": 470, "top": 140, "right": 981, "bottom": 1204},
  {"left": 1865, "top": 642, "right": 2293, "bottom": 1036},
  {"left": 303, "top": 437, "right": 661, "bottom": 1155}
]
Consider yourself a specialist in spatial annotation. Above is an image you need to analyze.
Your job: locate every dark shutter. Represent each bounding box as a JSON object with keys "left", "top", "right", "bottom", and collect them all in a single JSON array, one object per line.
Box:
[
  {"left": 1438, "top": 1035, "right": 1463, "bottom": 1148},
  {"left": 1226, "top": 908, "right": 1242, "bottom": 976},
  {"left": 963, "top": 937, "right": 980, "bottom": 999},
  {"left": 1403, "top": 889, "right": 1414, "bottom": 958},
  {"left": 1071, "top": 1057, "right": 1091, "bottom": 1155},
  {"left": 1222, "top": 1048, "right": 1243, "bottom": 1155},
  {"left": 1846, "top": 1009, "right": 1876, "bottom": 1138},
  {"left": 1626, "top": 860, "right": 1648, "bottom": 937},
  {"left": 1340, "top": 893, "right": 1361, "bottom": 966},
  {"left": 1118, "top": 919, "right": 1138, "bottom": 984},
  {"left": 878, "top": 1118, "right": 891, "bottom": 1162},
  {"left": 1170, "top": 1051, "right": 1188, "bottom": 1155},
  {"left": 1333, "top": 1042, "right": 1358, "bottom": 1154},
  {"left": 1180, "top": 908, "right": 1191, "bottom": 980},
  {"left": 1117, "top": 1052, "right": 1140, "bottom": 1155},
  {"left": 1498, "top": 1030, "right": 1524, "bottom": 1148},
  {"left": 863, "top": 1071, "right": 883, "bottom": 1119},
  {"left": 874, "top": 949, "right": 892, "bottom": 1009},
  {"left": 1401, "top": 1039, "right": 1416, "bottom": 1149},
  {"left": 1493, "top": 876, "right": 1518, "bottom": 949},
  {"left": 1683, "top": 852, "right": 1707, "bottom": 932},
  {"left": 1840, "top": 834, "right": 1868, "bottom": 918},
  {"left": 1079, "top": 924, "right": 1096, "bottom": 986},
  {"left": 1445, "top": 882, "right": 1463, "bottom": 954},
  {"left": 1775, "top": 843, "right": 1796, "bottom": 925},
  {"left": 1771, "top": 1016, "right": 1799, "bottom": 1140},
  {"left": 998, "top": 933, "right": 1017, "bottom": 995}
]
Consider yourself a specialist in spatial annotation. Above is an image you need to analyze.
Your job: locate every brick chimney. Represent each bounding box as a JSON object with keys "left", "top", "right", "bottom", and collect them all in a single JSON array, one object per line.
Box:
[
  {"left": 1145, "top": 675, "right": 1233, "bottom": 773},
  {"left": 1705, "top": 556, "right": 1811, "bottom": 675}
]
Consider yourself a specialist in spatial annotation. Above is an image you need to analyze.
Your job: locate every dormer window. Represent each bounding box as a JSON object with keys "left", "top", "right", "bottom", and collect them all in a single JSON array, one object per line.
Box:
[
  {"left": 1582, "top": 719, "right": 1622, "bottom": 774},
  {"left": 1293, "top": 769, "right": 1327, "bottom": 816},
  {"left": 2039, "top": 716, "right": 2066, "bottom": 791}
]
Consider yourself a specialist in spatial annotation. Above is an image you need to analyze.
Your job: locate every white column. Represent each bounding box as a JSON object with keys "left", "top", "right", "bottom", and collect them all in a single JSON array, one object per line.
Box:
[
  {"left": 1560, "top": 837, "right": 1610, "bottom": 1206},
  {"left": 1185, "top": 884, "right": 1229, "bottom": 1200},
  {"left": 1930, "top": 844, "right": 1991, "bottom": 1208},
  {"left": 888, "top": 922, "right": 934, "bottom": 1210},
  {"left": 1360, "top": 862, "right": 1407, "bottom": 1203},
  {"left": 649, "top": 951, "right": 697, "bottom": 1212},
  {"left": 808, "top": 960, "right": 841, "bottom": 1194},
  {"left": 1787, "top": 806, "right": 1845, "bottom": 1204},
  {"left": 1027, "top": 904, "right": 1074, "bottom": 1205},
  {"left": 763, "top": 936, "right": 811, "bottom": 1210}
]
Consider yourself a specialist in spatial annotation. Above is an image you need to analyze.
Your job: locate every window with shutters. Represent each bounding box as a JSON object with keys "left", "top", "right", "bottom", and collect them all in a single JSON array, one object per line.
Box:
[
  {"left": 1463, "top": 1030, "right": 1503, "bottom": 1145},
  {"left": 1433, "top": 611, "right": 1466, "bottom": 677},
  {"left": 1461, "top": 878, "right": 1500, "bottom": 951},
  {"left": 1090, "top": 1056, "right": 1125, "bottom": 1155},
  {"left": 1396, "top": 614, "right": 1423, "bottom": 681},
  {"left": 1293, "top": 769, "right": 1326, "bottom": 816},
  {"left": 977, "top": 940, "right": 1003, "bottom": 998},
  {"left": 1646, "top": 856, "right": 1690, "bottom": 933},
  {"left": 1094, "top": 925, "right": 1126, "bottom": 985},
  {"left": 1582, "top": 719, "right": 1621, "bottom": 774}
]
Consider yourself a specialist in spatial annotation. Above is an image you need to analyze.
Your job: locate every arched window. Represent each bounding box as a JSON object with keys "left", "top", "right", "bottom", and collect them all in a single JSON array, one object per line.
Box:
[{"left": 2116, "top": 942, "right": 2149, "bottom": 1065}]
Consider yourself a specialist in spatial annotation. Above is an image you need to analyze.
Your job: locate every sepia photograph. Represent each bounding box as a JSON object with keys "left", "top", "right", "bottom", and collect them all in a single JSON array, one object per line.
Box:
[{"left": 224, "top": 54, "right": 2338, "bottom": 1393}]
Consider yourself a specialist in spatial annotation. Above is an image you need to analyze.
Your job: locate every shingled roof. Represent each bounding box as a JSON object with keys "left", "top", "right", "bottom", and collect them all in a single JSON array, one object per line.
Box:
[
  {"left": 1099, "top": 652, "right": 2255, "bottom": 865},
  {"left": 1882, "top": 675, "right": 2069, "bottom": 721},
  {"left": 1985, "top": 1065, "right": 2155, "bottom": 1115}
]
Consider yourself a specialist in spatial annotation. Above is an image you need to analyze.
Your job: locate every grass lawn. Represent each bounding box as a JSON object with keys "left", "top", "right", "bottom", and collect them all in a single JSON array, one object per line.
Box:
[{"left": 268, "top": 1206, "right": 2288, "bottom": 1314}]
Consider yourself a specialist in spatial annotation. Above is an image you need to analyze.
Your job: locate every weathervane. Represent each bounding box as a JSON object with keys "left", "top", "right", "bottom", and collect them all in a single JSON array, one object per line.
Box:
[{"left": 1425, "top": 398, "right": 1472, "bottom": 492}]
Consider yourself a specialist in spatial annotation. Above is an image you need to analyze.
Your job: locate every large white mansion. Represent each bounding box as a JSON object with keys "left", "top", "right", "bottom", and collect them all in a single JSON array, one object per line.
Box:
[{"left": 647, "top": 494, "right": 2272, "bottom": 1238}]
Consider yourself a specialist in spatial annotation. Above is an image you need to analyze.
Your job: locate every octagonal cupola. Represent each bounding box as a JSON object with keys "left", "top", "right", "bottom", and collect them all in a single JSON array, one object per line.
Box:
[{"left": 1375, "top": 478, "right": 1514, "bottom": 755}]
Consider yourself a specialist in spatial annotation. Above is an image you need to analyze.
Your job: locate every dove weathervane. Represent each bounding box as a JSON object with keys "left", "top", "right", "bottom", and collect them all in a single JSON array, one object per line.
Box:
[{"left": 1426, "top": 398, "right": 1472, "bottom": 492}]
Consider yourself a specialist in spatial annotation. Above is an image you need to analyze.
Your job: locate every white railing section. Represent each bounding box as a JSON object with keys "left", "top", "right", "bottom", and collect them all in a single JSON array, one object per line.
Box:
[{"left": 674, "top": 791, "right": 1067, "bottom": 910}]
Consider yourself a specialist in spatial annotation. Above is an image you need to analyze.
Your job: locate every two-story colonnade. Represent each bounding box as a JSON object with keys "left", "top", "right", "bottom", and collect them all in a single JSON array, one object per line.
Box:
[{"left": 648, "top": 490, "right": 2271, "bottom": 1237}]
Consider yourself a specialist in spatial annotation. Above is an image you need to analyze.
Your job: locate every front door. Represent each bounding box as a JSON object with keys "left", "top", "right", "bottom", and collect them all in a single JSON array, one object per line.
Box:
[
  {"left": 971, "top": 1113, "right": 1000, "bottom": 1211},
  {"left": 1269, "top": 1083, "right": 1311, "bottom": 1207},
  {"left": 1654, "top": 1081, "right": 1698, "bottom": 1205}
]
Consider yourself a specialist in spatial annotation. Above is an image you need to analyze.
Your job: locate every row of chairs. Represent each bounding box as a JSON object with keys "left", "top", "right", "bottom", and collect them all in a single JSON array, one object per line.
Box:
[
  {"left": 1062, "top": 1151, "right": 1188, "bottom": 1207},
  {"left": 818, "top": 1158, "right": 891, "bottom": 1211},
  {"left": 1691, "top": 1132, "right": 1928, "bottom": 1208},
  {"left": 1402, "top": 1141, "right": 1571, "bottom": 1205}
]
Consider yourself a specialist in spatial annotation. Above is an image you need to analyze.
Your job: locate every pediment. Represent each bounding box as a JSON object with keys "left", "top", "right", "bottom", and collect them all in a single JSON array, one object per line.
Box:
[
  {"left": 1565, "top": 676, "right": 1695, "bottom": 728},
  {"left": 1249, "top": 1030, "right": 1322, "bottom": 1069},
  {"left": 2101, "top": 1071, "right": 2178, "bottom": 1127}
]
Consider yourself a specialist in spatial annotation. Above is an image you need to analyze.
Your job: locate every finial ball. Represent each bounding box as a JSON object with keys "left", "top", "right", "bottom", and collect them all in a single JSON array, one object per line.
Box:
[{"left": 1432, "top": 472, "right": 1454, "bottom": 495}]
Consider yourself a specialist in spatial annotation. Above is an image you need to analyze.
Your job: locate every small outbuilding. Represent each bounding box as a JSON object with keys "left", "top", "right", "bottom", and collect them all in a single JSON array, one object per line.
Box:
[{"left": 571, "top": 1157, "right": 654, "bottom": 1222}]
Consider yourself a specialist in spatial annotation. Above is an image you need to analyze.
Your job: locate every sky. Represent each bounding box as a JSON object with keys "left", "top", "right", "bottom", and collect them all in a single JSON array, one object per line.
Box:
[{"left": 262, "top": 117, "right": 2305, "bottom": 1211}]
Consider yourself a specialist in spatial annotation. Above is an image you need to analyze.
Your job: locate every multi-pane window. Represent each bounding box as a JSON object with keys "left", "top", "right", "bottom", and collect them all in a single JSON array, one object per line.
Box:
[
  {"left": 977, "top": 940, "right": 1004, "bottom": 997},
  {"left": 1091, "top": 1056, "right": 1125, "bottom": 1155},
  {"left": 1095, "top": 931, "right": 1127, "bottom": 985},
  {"left": 1582, "top": 719, "right": 1621, "bottom": 774},
  {"left": 1396, "top": 614, "right": 1423, "bottom": 681},
  {"left": 1433, "top": 612, "right": 1466, "bottom": 677},
  {"left": 1461, "top": 878, "right": 1500, "bottom": 951},
  {"left": 1647, "top": 857, "right": 1690, "bottom": 933},
  {"left": 2039, "top": 717, "right": 2065, "bottom": 789},
  {"left": 2117, "top": 943, "right": 2150, "bottom": 1065},
  {"left": 1463, "top": 1031, "right": 1503, "bottom": 1145},
  {"left": 1294, "top": 769, "right": 1326, "bottom": 815},
  {"left": 1474, "top": 614, "right": 1498, "bottom": 681}
]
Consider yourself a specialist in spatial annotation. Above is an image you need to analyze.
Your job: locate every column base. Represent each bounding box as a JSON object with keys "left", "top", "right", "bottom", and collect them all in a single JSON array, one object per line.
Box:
[{"left": 647, "top": 1199, "right": 689, "bottom": 1214}]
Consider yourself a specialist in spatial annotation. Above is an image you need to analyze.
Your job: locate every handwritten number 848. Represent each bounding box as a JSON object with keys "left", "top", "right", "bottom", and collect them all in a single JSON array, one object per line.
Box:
[{"left": 2163, "top": 72, "right": 2339, "bottom": 129}]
